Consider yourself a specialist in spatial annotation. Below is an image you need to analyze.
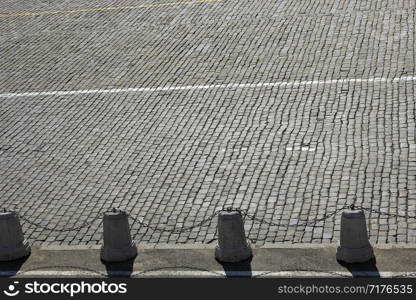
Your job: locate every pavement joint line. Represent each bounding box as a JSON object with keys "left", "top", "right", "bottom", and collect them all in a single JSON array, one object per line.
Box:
[
  {"left": 0, "top": 0, "right": 222, "bottom": 18},
  {"left": 0, "top": 76, "right": 415, "bottom": 99},
  {"left": 3, "top": 270, "right": 416, "bottom": 278}
]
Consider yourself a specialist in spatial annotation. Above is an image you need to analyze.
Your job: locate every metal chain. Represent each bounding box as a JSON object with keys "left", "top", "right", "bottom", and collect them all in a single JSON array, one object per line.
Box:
[
  {"left": 18, "top": 214, "right": 104, "bottom": 232},
  {"left": 11, "top": 204, "right": 416, "bottom": 233},
  {"left": 358, "top": 206, "right": 416, "bottom": 219},
  {"left": 127, "top": 211, "right": 221, "bottom": 234},
  {"left": 244, "top": 206, "right": 350, "bottom": 228}
]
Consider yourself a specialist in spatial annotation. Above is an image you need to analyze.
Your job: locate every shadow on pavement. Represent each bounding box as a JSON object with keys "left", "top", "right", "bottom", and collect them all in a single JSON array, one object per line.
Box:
[
  {"left": 217, "top": 256, "right": 253, "bottom": 278},
  {"left": 0, "top": 255, "right": 29, "bottom": 277},
  {"left": 338, "top": 258, "right": 380, "bottom": 278},
  {"left": 102, "top": 258, "right": 134, "bottom": 277}
]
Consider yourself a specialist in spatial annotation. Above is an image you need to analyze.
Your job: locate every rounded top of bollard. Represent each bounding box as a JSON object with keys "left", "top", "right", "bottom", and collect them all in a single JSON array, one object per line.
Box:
[
  {"left": 104, "top": 209, "right": 127, "bottom": 219},
  {"left": 0, "top": 210, "right": 17, "bottom": 219},
  {"left": 342, "top": 209, "right": 365, "bottom": 219},
  {"left": 218, "top": 209, "right": 242, "bottom": 219}
]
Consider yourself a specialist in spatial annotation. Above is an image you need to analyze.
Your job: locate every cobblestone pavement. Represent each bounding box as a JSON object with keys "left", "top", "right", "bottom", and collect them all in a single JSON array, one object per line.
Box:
[{"left": 0, "top": 0, "right": 416, "bottom": 245}]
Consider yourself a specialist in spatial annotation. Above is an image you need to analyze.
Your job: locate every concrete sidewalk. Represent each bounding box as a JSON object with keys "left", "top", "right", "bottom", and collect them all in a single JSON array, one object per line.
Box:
[{"left": 1, "top": 243, "right": 416, "bottom": 278}]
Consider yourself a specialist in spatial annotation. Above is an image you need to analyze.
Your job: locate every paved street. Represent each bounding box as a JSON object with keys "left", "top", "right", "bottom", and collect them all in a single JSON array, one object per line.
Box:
[{"left": 0, "top": 0, "right": 415, "bottom": 245}]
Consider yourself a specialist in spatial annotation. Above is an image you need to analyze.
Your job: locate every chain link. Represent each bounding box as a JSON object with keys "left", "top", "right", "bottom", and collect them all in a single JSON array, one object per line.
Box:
[
  {"left": 127, "top": 211, "right": 221, "bottom": 234},
  {"left": 10, "top": 204, "right": 416, "bottom": 233},
  {"left": 18, "top": 214, "right": 104, "bottom": 232},
  {"left": 358, "top": 206, "right": 416, "bottom": 219}
]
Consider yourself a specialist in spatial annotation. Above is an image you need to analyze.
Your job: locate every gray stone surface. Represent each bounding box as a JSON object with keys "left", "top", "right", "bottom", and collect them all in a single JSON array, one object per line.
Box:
[{"left": 0, "top": 0, "right": 415, "bottom": 245}]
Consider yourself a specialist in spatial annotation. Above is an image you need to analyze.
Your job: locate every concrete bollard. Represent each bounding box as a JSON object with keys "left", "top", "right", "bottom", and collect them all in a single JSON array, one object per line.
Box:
[
  {"left": 336, "top": 209, "right": 374, "bottom": 263},
  {"left": 0, "top": 211, "right": 31, "bottom": 261},
  {"left": 100, "top": 209, "right": 137, "bottom": 262},
  {"left": 215, "top": 209, "right": 252, "bottom": 263}
]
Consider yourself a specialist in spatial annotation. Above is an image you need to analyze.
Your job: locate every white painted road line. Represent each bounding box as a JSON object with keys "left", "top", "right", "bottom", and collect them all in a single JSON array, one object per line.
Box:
[
  {"left": 286, "top": 147, "right": 316, "bottom": 152},
  {"left": 0, "top": 76, "right": 415, "bottom": 98}
]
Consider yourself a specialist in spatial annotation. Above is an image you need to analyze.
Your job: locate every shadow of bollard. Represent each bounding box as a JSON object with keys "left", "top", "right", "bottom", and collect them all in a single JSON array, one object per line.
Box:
[
  {"left": 338, "top": 257, "right": 380, "bottom": 278},
  {"left": 0, "top": 256, "right": 29, "bottom": 277},
  {"left": 102, "top": 257, "right": 135, "bottom": 278},
  {"left": 217, "top": 256, "right": 253, "bottom": 278}
]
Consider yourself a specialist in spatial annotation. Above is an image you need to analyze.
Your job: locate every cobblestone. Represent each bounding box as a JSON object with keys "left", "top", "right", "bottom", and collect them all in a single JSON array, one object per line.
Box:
[{"left": 0, "top": 0, "right": 416, "bottom": 245}]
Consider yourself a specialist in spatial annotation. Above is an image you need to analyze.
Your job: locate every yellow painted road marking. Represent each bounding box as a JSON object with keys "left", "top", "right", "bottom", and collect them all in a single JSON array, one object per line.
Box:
[{"left": 0, "top": 0, "right": 221, "bottom": 18}]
